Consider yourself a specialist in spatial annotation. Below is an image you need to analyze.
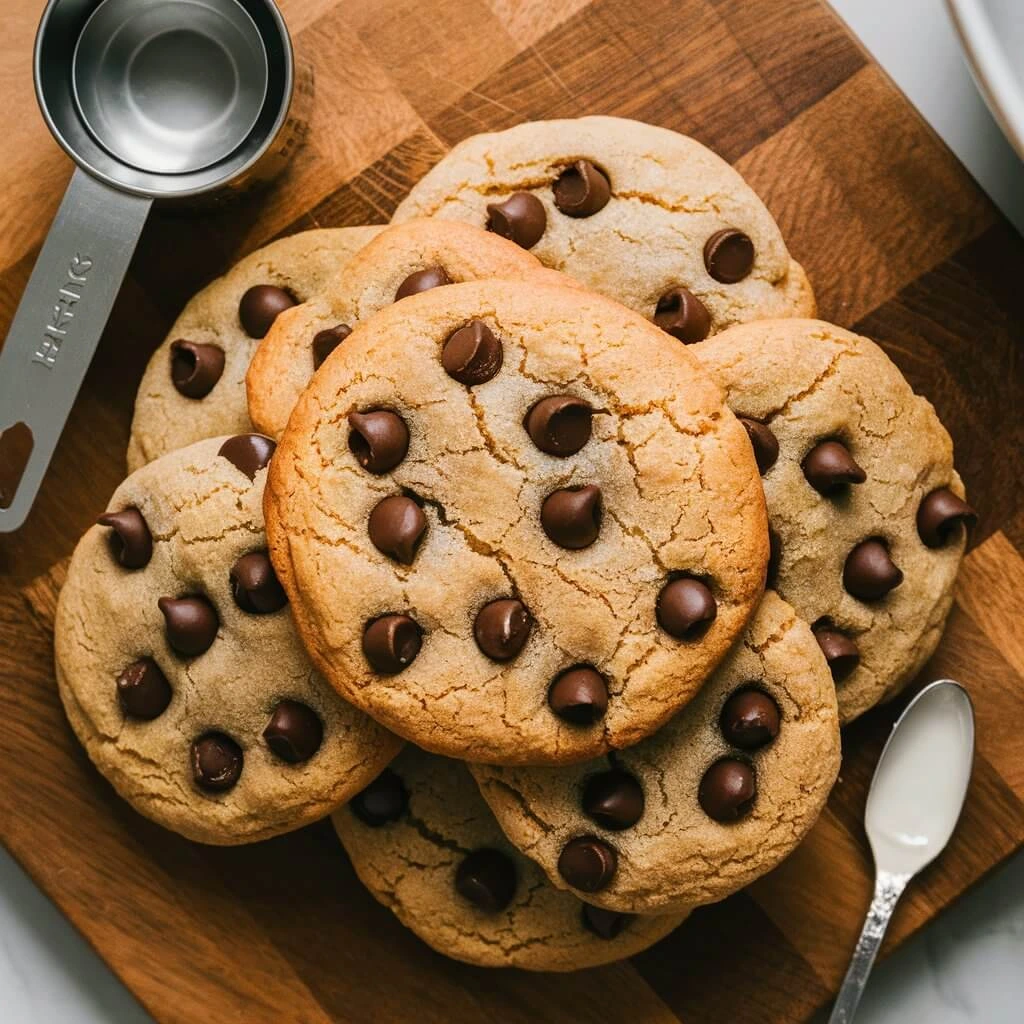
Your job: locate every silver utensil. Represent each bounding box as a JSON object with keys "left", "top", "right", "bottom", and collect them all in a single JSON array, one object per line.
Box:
[
  {"left": 829, "top": 679, "right": 975, "bottom": 1023},
  {"left": 0, "top": 0, "right": 309, "bottom": 532}
]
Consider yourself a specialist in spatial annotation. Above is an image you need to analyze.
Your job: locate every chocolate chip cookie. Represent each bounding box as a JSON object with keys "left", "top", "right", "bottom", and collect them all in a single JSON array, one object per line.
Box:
[
  {"left": 127, "top": 226, "right": 383, "bottom": 471},
  {"left": 391, "top": 116, "right": 815, "bottom": 340},
  {"left": 265, "top": 278, "right": 769, "bottom": 765},
  {"left": 247, "top": 220, "right": 559, "bottom": 439},
  {"left": 693, "top": 319, "right": 974, "bottom": 723},
  {"left": 55, "top": 436, "right": 402, "bottom": 845},
  {"left": 472, "top": 591, "right": 840, "bottom": 913},
  {"left": 334, "top": 746, "right": 688, "bottom": 970}
]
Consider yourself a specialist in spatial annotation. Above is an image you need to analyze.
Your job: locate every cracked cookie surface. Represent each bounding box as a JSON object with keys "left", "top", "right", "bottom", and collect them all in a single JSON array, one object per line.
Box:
[
  {"left": 333, "top": 746, "right": 687, "bottom": 970},
  {"left": 247, "top": 220, "right": 559, "bottom": 439},
  {"left": 265, "top": 278, "right": 769, "bottom": 765},
  {"left": 472, "top": 592, "right": 840, "bottom": 913},
  {"left": 392, "top": 116, "right": 815, "bottom": 336},
  {"left": 128, "top": 226, "right": 383, "bottom": 471},
  {"left": 693, "top": 319, "right": 972, "bottom": 723},
  {"left": 55, "top": 436, "right": 402, "bottom": 845}
]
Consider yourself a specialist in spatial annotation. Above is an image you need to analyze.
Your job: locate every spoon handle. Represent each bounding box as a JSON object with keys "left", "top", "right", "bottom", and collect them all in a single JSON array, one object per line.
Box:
[{"left": 828, "top": 869, "right": 911, "bottom": 1024}]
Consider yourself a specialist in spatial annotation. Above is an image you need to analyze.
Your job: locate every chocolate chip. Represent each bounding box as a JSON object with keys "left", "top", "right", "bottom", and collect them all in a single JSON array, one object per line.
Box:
[
  {"left": 720, "top": 688, "right": 780, "bottom": 750},
  {"left": 581, "top": 904, "right": 632, "bottom": 940},
  {"left": 843, "top": 538, "right": 903, "bottom": 601},
  {"left": 486, "top": 192, "right": 547, "bottom": 249},
  {"left": 524, "top": 396, "right": 593, "bottom": 456},
  {"left": 739, "top": 418, "right": 779, "bottom": 475},
  {"left": 917, "top": 488, "right": 977, "bottom": 548},
  {"left": 704, "top": 229, "right": 755, "bottom": 283},
  {"left": 348, "top": 411, "right": 409, "bottom": 474},
  {"left": 653, "top": 287, "right": 711, "bottom": 344},
  {"left": 656, "top": 577, "right": 716, "bottom": 638},
  {"left": 558, "top": 836, "right": 617, "bottom": 892},
  {"left": 350, "top": 768, "right": 407, "bottom": 826},
  {"left": 581, "top": 770, "right": 644, "bottom": 830},
  {"left": 312, "top": 324, "right": 352, "bottom": 370},
  {"left": 217, "top": 434, "right": 276, "bottom": 480},
  {"left": 97, "top": 507, "right": 152, "bottom": 569},
  {"left": 553, "top": 160, "right": 611, "bottom": 217},
  {"left": 802, "top": 440, "right": 866, "bottom": 495},
  {"left": 191, "top": 733, "right": 243, "bottom": 791},
  {"left": 441, "top": 321, "right": 503, "bottom": 386},
  {"left": 474, "top": 598, "right": 532, "bottom": 661},
  {"left": 158, "top": 596, "right": 219, "bottom": 657},
  {"left": 116, "top": 658, "right": 171, "bottom": 719},
  {"left": 368, "top": 495, "right": 427, "bottom": 564},
  {"left": 767, "top": 528, "right": 782, "bottom": 588},
  {"left": 455, "top": 848, "right": 518, "bottom": 913},
  {"left": 812, "top": 622, "right": 860, "bottom": 683},
  {"left": 548, "top": 666, "right": 609, "bottom": 725},
  {"left": 699, "top": 759, "right": 756, "bottom": 822},
  {"left": 541, "top": 485, "right": 602, "bottom": 549},
  {"left": 395, "top": 266, "right": 452, "bottom": 301},
  {"left": 263, "top": 700, "right": 323, "bottom": 763},
  {"left": 230, "top": 551, "right": 287, "bottom": 613},
  {"left": 239, "top": 285, "right": 296, "bottom": 339},
  {"left": 170, "top": 340, "right": 225, "bottom": 399},
  {"left": 362, "top": 614, "right": 422, "bottom": 674}
]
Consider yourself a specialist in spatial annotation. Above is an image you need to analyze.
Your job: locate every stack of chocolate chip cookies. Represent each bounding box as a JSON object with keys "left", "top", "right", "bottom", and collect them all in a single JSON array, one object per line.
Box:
[{"left": 55, "top": 116, "right": 974, "bottom": 971}]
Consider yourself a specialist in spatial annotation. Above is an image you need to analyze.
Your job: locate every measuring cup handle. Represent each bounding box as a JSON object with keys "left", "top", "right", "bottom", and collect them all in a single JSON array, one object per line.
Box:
[{"left": 0, "top": 168, "right": 151, "bottom": 532}]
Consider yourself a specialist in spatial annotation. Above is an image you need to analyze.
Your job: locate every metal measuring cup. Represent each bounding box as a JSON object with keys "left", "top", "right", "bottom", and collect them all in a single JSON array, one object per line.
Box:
[{"left": 0, "top": 0, "right": 310, "bottom": 531}]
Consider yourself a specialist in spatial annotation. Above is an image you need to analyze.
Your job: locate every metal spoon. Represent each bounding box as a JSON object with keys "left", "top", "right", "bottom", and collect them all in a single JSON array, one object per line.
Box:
[{"left": 829, "top": 679, "right": 975, "bottom": 1023}]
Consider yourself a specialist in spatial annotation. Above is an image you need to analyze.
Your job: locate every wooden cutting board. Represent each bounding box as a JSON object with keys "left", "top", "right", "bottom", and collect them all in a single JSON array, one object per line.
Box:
[{"left": 1, "top": 1, "right": 1023, "bottom": 1021}]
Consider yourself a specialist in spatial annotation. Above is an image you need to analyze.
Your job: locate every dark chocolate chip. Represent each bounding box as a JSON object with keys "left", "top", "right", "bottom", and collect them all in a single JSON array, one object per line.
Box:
[
  {"left": 720, "top": 688, "right": 780, "bottom": 750},
  {"left": 191, "top": 732, "right": 243, "bottom": 791},
  {"left": 739, "top": 418, "right": 779, "bottom": 475},
  {"left": 581, "top": 904, "right": 633, "bottom": 940},
  {"left": 541, "top": 485, "right": 602, "bottom": 549},
  {"left": 362, "top": 614, "right": 422, "bottom": 674},
  {"left": 97, "top": 507, "right": 152, "bottom": 569},
  {"left": 368, "top": 495, "right": 427, "bottom": 564},
  {"left": 312, "top": 324, "right": 352, "bottom": 369},
  {"left": 524, "top": 396, "right": 593, "bottom": 456},
  {"left": 486, "top": 192, "right": 547, "bottom": 249},
  {"left": 843, "top": 538, "right": 903, "bottom": 601},
  {"left": 455, "top": 848, "right": 518, "bottom": 913},
  {"left": 217, "top": 434, "right": 276, "bottom": 480},
  {"left": 553, "top": 160, "right": 611, "bottom": 217},
  {"left": 350, "top": 768, "right": 407, "bottom": 826},
  {"left": 395, "top": 266, "right": 452, "bottom": 301},
  {"left": 698, "top": 759, "right": 756, "bottom": 822},
  {"left": 158, "top": 596, "right": 219, "bottom": 657},
  {"left": 653, "top": 287, "right": 711, "bottom": 344},
  {"left": 802, "top": 440, "right": 866, "bottom": 495},
  {"left": 348, "top": 411, "right": 409, "bottom": 474},
  {"left": 812, "top": 622, "right": 860, "bottom": 683},
  {"left": 917, "top": 488, "right": 977, "bottom": 548},
  {"left": 441, "top": 321, "right": 503, "bottom": 386},
  {"left": 581, "top": 770, "right": 645, "bottom": 830},
  {"left": 548, "top": 666, "right": 609, "bottom": 725},
  {"left": 239, "top": 285, "right": 296, "bottom": 339},
  {"left": 704, "top": 229, "right": 755, "bottom": 283},
  {"left": 170, "top": 340, "right": 225, "bottom": 399},
  {"left": 767, "top": 528, "right": 782, "bottom": 588},
  {"left": 558, "top": 836, "right": 617, "bottom": 892},
  {"left": 263, "top": 700, "right": 323, "bottom": 763},
  {"left": 230, "top": 551, "right": 287, "bottom": 614},
  {"left": 474, "top": 598, "right": 532, "bottom": 661},
  {"left": 116, "top": 658, "right": 171, "bottom": 720},
  {"left": 656, "top": 577, "right": 717, "bottom": 638}
]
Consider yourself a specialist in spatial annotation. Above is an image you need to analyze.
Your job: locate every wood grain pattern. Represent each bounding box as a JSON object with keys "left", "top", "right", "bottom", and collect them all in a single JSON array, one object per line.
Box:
[{"left": 0, "top": 0, "right": 1022, "bottom": 1021}]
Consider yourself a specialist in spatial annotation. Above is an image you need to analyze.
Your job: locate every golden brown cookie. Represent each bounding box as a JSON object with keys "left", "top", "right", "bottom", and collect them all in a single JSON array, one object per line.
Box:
[
  {"left": 265, "top": 278, "right": 769, "bottom": 765},
  {"left": 55, "top": 436, "right": 402, "bottom": 845}
]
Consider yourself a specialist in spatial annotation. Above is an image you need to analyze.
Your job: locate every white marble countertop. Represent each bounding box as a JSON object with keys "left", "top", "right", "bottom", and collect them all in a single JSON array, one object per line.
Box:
[{"left": 3, "top": 1, "right": 1024, "bottom": 1021}]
